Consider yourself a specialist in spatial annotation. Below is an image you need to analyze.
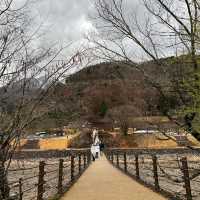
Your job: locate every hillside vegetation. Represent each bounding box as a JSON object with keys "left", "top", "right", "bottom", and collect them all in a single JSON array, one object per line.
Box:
[{"left": 0, "top": 58, "right": 186, "bottom": 133}]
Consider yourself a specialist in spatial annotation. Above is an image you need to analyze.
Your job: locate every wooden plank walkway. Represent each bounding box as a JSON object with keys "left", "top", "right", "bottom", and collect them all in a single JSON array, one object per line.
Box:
[{"left": 61, "top": 156, "right": 166, "bottom": 200}]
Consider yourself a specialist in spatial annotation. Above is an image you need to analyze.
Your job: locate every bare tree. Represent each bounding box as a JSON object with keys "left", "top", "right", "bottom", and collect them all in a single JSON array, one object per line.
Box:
[
  {"left": 107, "top": 105, "right": 142, "bottom": 135},
  {"left": 90, "top": 0, "right": 200, "bottom": 141},
  {"left": 0, "top": 1, "right": 85, "bottom": 198}
]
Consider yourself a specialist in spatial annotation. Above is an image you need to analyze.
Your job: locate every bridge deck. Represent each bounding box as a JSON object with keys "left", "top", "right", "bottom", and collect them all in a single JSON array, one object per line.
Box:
[{"left": 61, "top": 156, "right": 166, "bottom": 200}]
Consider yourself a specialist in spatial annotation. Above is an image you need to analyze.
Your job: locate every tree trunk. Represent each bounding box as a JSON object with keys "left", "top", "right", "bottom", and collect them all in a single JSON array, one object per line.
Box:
[{"left": 0, "top": 150, "right": 10, "bottom": 199}]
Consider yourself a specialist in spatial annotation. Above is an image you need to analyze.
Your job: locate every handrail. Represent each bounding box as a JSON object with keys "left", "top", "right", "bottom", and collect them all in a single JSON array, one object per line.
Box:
[
  {"left": 105, "top": 148, "right": 200, "bottom": 200},
  {"left": 7, "top": 149, "right": 91, "bottom": 200}
]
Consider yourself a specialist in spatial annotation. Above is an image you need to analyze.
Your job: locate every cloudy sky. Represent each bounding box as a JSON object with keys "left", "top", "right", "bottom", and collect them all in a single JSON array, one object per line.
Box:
[
  {"left": 14, "top": 0, "right": 180, "bottom": 63},
  {"left": 30, "top": 0, "right": 96, "bottom": 47},
  {"left": 23, "top": 0, "right": 142, "bottom": 49},
  {"left": 5, "top": 0, "right": 186, "bottom": 82}
]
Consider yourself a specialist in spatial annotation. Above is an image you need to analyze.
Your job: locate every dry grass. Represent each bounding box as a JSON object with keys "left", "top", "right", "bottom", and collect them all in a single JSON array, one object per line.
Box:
[
  {"left": 112, "top": 134, "right": 177, "bottom": 148},
  {"left": 187, "top": 134, "right": 200, "bottom": 146},
  {"left": 108, "top": 132, "right": 200, "bottom": 148},
  {"left": 18, "top": 135, "right": 80, "bottom": 150},
  {"left": 130, "top": 116, "right": 170, "bottom": 123},
  {"left": 39, "top": 136, "right": 70, "bottom": 150},
  {"left": 133, "top": 134, "right": 178, "bottom": 148}
]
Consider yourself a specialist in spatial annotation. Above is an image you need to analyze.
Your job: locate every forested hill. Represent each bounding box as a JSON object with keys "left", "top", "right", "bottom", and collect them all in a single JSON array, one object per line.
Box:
[
  {"left": 67, "top": 61, "right": 139, "bottom": 82},
  {"left": 1, "top": 59, "right": 183, "bottom": 131}
]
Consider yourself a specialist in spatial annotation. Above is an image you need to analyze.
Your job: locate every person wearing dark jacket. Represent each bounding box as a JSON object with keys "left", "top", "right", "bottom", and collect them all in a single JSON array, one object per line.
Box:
[{"left": 99, "top": 142, "right": 105, "bottom": 156}]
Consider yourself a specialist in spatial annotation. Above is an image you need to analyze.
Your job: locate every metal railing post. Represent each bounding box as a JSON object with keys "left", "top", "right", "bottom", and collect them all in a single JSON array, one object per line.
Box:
[
  {"left": 84, "top": 153, "right": 86, "bottom": 169},
  {"left": 37, "top": 161, "right": 45, "bottom": 200},
  {"left": 87, "top": 151, "right": 91, "bottom": 165},
  {"left": 19, "top": 178, "right": 23, "bottom": 200},
  {"left": 152, "top": 155, "right": 159, "bottom": 191},
  {"left": 111, "top": 152, "right": 114, "bottom": 163},
  {"left": 78, "top": 154, "right": 81, "bottom": 174},
  {"left": 71, "top": 155, "right": 74, "bottom": 182},
  {"left": 135, "top": 155, "right": 139, "bottom": 179},
  {"left": 117, "top": 153, "right": 119, "bottom": 167},
  {"left": 124, "top": 152, "right": 127, "bottom": 172},
  {"left": 181, "top": 157, "right": 192, "bottom": 200},
  {"left": 57, "top": 159, "right": 63, "bottom": 195}
]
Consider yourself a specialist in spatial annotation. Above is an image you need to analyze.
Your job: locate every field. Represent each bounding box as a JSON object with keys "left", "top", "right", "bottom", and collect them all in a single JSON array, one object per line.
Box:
[{"left": 18, "top": 135, "right": 79, "bottom": 150}]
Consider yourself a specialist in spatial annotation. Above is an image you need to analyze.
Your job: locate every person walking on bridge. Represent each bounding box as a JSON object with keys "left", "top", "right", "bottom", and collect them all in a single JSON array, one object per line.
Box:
[
  {"left": 92, "top": 128, "right": 98, "bottom": 143},
  {"left": 91, "top": 128, "right": 101, "bottom": 158},
  {"left": 100, "top": 141, "right": 105, "bottom": 156},
  {"left": 90, "top": 144, "right": 96, "bottom": 161}
]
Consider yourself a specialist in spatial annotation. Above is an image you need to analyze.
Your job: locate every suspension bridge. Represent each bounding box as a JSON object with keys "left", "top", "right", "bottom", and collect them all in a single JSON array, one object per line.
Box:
[
  {"left": 61, "top": 155, "right": 165, "bottom": 200},
  {"left": 7, "top": 148, "right": 200, "bottom": 200}
]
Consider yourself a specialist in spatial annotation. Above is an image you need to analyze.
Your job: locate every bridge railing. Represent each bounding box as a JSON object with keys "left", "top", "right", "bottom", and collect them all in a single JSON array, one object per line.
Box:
[
  {"left": 105, "top": 149, "right": 200, "bottom": 200},
  {"left": 6, "top": 149, "right": 91, "bottom": 200}
]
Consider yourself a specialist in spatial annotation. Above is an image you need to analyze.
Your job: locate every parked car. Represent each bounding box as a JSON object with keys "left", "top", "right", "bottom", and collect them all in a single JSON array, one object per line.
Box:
[
  {"left": 134, "top": 129, "right": 158, "bottom": 134},
  {"left": 35, "top": 131, "right": 48, "bottom": 138},
  {"left": 26, "top": 135, "right": 39, "bottom": 140}
]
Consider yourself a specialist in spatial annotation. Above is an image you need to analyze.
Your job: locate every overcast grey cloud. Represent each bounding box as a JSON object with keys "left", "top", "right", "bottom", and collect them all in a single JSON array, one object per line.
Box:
[
  {"left": 12, "top": 0, "right": 147, "bottom": 54},
  {"left": 14, "top": 0, "right": 176, "bottom": 62},
  {"left": 21, "top": 0, "right": 145, "bottom": 48},
  {"left": 30, "top": 0, "right": 96, "bottom": 47}
]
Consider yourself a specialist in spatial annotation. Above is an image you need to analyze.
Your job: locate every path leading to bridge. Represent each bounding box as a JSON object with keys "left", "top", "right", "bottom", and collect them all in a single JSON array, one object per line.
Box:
[{"left": 61, "top": 155, "right": 166, "bottom": 200}]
